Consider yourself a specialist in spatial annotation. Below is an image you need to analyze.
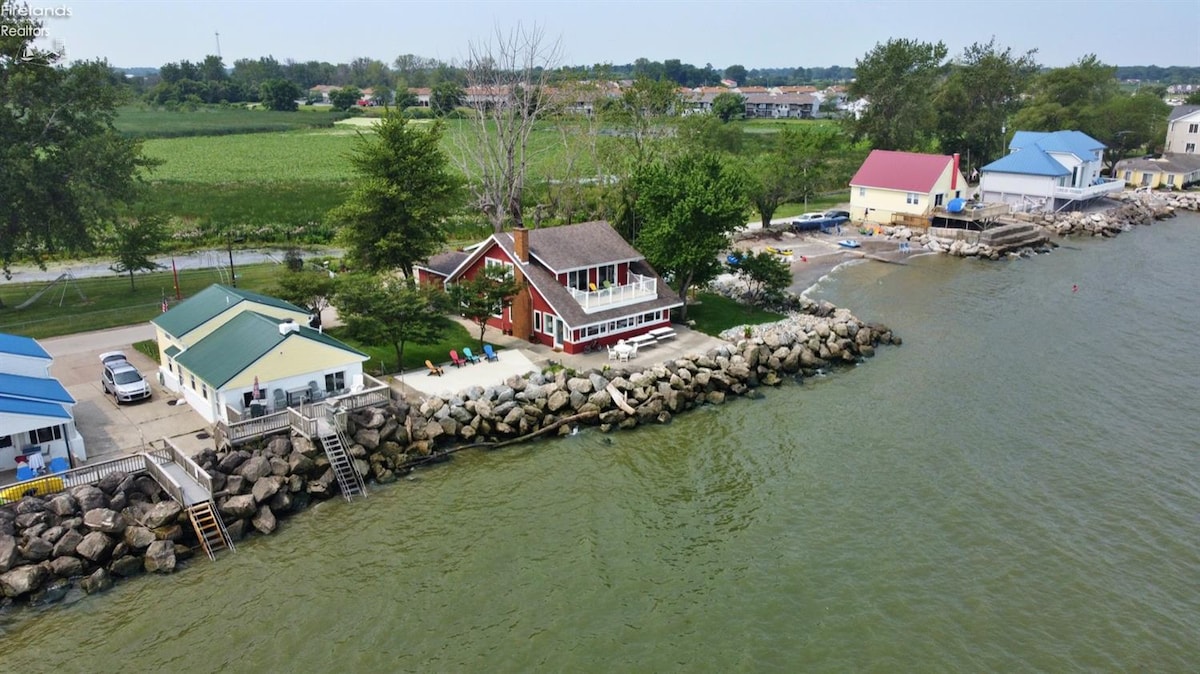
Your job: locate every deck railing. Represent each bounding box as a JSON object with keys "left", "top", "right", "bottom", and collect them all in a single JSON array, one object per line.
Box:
[
  {"left": 0, "top": 451, "right": 171, "bottom": 502},
  {"left": 1053, "top": 178, "right": 1124, "bottom": 199},
  {"left": 213, "top": 374, "right": 393, "bottom": 448},
  {"left": 567, "top": 273, "right": 657, "bottom": 312},
  {"left": 159, "top": 437, "right": 213, "bottom": 494},
  {"left": 142, "top": 454, "right": 185, "bottom": 505}
]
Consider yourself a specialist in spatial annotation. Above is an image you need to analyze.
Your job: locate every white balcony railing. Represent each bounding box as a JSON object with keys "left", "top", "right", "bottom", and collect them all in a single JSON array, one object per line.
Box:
[
  {"left": 566, "top": 273, "right": 657, "bottom": 312},
  {"left": 1053, "top": 178, "right": 1125, "bottom": 199}
]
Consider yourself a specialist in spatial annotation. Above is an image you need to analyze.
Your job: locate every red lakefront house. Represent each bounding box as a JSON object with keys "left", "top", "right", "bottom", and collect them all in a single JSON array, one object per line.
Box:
[{"left": 415, "top": 221, "right": 683, "bottom": 354}]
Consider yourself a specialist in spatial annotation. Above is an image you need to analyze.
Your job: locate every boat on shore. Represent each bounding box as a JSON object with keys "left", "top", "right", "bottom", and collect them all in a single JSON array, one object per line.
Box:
[{"left": 837, "top": 240, "right": 861, "bottom": 249}]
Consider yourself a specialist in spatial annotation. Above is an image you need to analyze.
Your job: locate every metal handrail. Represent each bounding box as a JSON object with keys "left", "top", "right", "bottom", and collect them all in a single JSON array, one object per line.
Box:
[
  {"left": 160, "top": 437, "right": 213, "bottom": 494},
  {"left": 142, "top": 453, "right": 185, "bottom": 505}
]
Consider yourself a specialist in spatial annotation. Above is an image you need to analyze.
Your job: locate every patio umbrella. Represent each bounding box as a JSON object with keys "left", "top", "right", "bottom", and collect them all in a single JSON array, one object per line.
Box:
[{"left": 253, "top": 376, "right": 261, "bottom": 400}]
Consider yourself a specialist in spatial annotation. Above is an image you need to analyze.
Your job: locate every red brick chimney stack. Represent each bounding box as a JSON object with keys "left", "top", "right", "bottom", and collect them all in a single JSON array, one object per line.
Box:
[{"left": 513, "top": 227, "right": 529, "bottom": 264}]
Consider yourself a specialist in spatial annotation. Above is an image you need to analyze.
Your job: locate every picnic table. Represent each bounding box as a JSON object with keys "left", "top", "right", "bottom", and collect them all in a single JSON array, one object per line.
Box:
[{"left": 647, "top": 327, "right": 677, "bottom": 341}]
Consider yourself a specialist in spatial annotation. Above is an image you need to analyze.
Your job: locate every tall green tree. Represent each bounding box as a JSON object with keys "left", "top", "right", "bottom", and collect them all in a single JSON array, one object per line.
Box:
[
  {"left": 329, "top": 110, "right": 462, "bottom": 276},
  {"left": 1, "top": 8, "right": 156, "bottom": 277},
  {"left": 632, "top": 152, "right": 748, "bottom": 321},
  {"left": 334, "top": 273, "right": 449, "bottom": 373},
  {"left": 849, "top": 38, "right": 948, "bottom": 151},
  {"left": 1010, "top": 54, "right": 1120, "bottom": 136},
  {"left": 1092, "top": 91, "right": 1171, "bottom": 170},
  {"left": 723, "top": 64, "right": 748, "bottom": 86},
  {"left": 710, "top": 92, "right": 746, "bottom": 122},
  {"left": 330, "top": 86, "right": 361, "bottom": 111},
  {"left": 273, "top": 267, "right": 337, "bottom": 326},
  {"left": 745, "top": 126, "right": 847, "bottom": 227},
  {"left": 259, "top": 78, "right": 301, "bottom": 111},
  {"left": 430, "top": 81, "right": 463, "bottom": 116},
  {"left": 450, "top": 264, "right": 524, "bottom": 349},
  {"left": 107, "top": 216, "right": 166, "bottom": 290},
  {"left": 729, "top": 250, "right": 791, "bottom": 305},
  {"left": 934, "top": 39, "right": 1039, "bottom": 168}
]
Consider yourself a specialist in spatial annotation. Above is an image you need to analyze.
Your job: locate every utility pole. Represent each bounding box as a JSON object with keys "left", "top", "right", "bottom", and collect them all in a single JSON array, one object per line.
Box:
[
  {"left": 215, "top": 31, "right": 221, "bottom": 58},
  {"left": 227, "top": 233, "right": 237, "bottom": 287}
]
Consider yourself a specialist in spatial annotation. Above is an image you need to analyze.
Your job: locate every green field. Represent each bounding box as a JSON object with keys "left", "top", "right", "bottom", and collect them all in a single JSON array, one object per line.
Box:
[
  {"left": 115, "top": 105, "right": 347, "bottom": 138},
  {"left": 0, "top": 263, "right": 284, "bottom": 339},
  {"left": 141, "top": 127, "right": 363, "bottom": 182}
]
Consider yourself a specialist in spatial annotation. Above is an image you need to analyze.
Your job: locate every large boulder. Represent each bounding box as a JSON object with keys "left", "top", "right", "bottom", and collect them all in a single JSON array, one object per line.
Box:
[
  {"left": 72, "top": 486, "right": 109, "bottom": 513},
  {"left": 250, "top": 505, "right": 277, "bottom": 535},
  {"left": 143, "top": 540, "right": 176, "bottom": 573},
  {"left": 123, "top": 526, "right": 157, "bottom": 550},
  {"left": 237, "top": 455, "right": 273, "bottom": 482},
  {"left": 80, "top": 568, "right": 113, "bottom": 594},
  {"left": 46, "top": 493, "right": 79, "bottom": 517},
  {"left": 0, "top": 535, "right": 18, "bottom": 573},
  {"left": 51, "top": 529, "right": 83, "bottom": 559},
  {"left": 109, "top": 554, "right": 143, "bottom": 577},
  {"left": 251, "top": 475, "right": 283, "bottom": 503},
  {"left": 49, "top": 555, "right": 84, "bottom": 578},
  {"left": 220, "top": 494, "right": 258, "bottom": 520},
  {"left": 0, "top": 564, "right": 47, "bottom": 597},
  {"left": 83, "top": 508, "right": 126, "bottom": 534},
  {"left": 75, "top": 531, "right": 115, "bottom": 563},
  {"left": 142, "top": 500, "right": 183, "bottom": 529},
  {"left": 19, "top": 537, "right": 54, "bottom": 563}
]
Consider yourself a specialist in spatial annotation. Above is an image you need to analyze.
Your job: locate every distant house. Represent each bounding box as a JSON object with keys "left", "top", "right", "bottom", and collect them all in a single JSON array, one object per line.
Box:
[
  {"left": 979, "top": 130, "right": 1123, "bottom": 213},
  {"left": 151, "top": 285, "right": 366, "bottom": 424},
  {"left": 415, "top": 222, "right": 682, "bottom": 355},
  {"left": 0, "top": 332, "right": 86, "bottom": 469},
  {"left": 1114, "top": 153, "right": 1200, "bottom": 189},
  {"left": 849, "top": 150, "right": 967, "bottom": 225},
  {"left": 1164, "top": 105, "right": 1200, "bottom": 154},
  {"left": 742, "top": 93, "right": 815, "bottom": 119},
  {"left": 408, "top": 87, "right": 432, "bottom": 107},
  {"left": 308, "top": 85, "right": 337, "bottom": 103}
]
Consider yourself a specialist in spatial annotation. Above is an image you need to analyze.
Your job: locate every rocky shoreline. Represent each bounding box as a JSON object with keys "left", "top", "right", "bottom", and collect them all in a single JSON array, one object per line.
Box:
[
  {"left": 1, "top": 298, "right": 898, "bottom": 608},
  {"left": 870, "top": 190, "right": 1195, "bottom": 260}
]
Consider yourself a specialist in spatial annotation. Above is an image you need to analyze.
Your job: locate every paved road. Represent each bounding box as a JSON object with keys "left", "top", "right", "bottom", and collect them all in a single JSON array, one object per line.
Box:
[{"left": 1, "top": 247, "right": 344, "bottom": 284}]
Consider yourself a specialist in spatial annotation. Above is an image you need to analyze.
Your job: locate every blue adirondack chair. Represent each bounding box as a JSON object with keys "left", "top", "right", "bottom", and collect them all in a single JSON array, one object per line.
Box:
[
  {"left": 483, "top": 344, "right": 499, "bottom": 362},
  {"left": 48, "top": 457, "right": 69, "bottom": 474},
  {"left": 16, "top": 465, "right": 34, "bottom": 481},
  {"left": 462, "top": 347, "right": 481, "bottom": 364}
]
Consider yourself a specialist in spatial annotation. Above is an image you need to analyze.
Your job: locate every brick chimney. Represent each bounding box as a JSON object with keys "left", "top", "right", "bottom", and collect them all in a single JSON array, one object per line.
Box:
[
  {"left": 951, "top": 153, "right": 960, "bottom": 190},
  {"left": 513, "top": 227, "right": 529, "bottom": 264}
]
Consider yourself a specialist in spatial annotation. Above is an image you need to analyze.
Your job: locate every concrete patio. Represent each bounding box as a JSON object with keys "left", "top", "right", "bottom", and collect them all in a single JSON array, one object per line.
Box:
[{"left": 388, "top": 317, "right": 730, "bottom": 402}]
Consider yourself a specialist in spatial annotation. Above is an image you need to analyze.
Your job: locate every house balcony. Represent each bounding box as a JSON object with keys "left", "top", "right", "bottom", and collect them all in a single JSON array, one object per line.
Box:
[
  {"left": 1053, "top": 178, "right": 1125, "bottom": 200},
  {"left": 566, "top": 273, "right": 657, "bottom": 313}
]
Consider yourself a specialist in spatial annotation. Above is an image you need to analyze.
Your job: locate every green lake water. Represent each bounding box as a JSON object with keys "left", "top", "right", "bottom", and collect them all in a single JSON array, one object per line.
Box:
[{"left": 2, "top": 214, "right": 1198, "bottom": 672}]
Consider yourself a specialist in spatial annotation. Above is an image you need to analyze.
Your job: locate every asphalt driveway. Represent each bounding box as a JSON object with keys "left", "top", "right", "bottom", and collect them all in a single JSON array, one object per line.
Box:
[{"left": 41, "top": 325, "right": 209, "bottom": 461}]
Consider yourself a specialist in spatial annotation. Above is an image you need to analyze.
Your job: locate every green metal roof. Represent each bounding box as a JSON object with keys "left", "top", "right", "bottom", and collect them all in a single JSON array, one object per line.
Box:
[
  {"left": 150, "top": 284, "right": 309, "bottom": 338},
  {"left": 164, "top": 345, "right": 180, "bottom": 358},
  {"left": 174, "top": 312, "right": 366, "bottom": 388}
]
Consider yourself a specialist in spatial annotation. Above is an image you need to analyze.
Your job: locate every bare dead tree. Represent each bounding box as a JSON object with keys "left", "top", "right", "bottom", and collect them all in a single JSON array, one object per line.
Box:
[{"left": 453, "top": 23, "right": 562, "bottom": 232}]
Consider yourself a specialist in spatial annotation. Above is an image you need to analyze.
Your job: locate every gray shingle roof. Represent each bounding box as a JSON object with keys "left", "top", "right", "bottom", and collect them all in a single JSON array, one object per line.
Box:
[
  {"left": 1168, "top": 105, "right": 1200, "bottom": 122},
  {"left": 422, "top": 250, "right": 470, "bottom": 277},
  {"left": 515, "top": 221, "right": 646, "bottom": 273}
]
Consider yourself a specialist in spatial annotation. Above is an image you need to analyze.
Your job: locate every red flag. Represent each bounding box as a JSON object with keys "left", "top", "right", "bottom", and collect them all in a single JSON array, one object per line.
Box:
[{"left": 161, "top": 299, "right": 169, "bottom": 313}]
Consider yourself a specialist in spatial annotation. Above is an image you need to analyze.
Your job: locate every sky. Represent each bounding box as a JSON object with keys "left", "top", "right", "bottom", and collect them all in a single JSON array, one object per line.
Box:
[{"left": 22, "top": 0, "right": 1200, "bottom": 71}]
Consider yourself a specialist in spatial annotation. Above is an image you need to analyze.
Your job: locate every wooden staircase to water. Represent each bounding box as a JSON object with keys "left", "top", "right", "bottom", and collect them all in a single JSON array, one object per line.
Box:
[
  {"left": 319, "top": 412, "right": 367, "bottom": 502},
  {"left": 188, "top": 500, "right": 236, "bottom": 561}
]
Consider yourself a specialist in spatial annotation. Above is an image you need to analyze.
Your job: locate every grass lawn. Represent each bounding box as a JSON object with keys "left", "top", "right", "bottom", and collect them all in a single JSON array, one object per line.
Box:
[
  {"left": 114, "top": 105, "right": 347, "bottom": 138},
  {"left": 771, "top": 194, "right": 850, "bottom": 219},
  {"left": 0, "top": 263, "right": 285, "bottom": 339},
  {"left": 685, "top": 293, "right": 785, "bottom": 336},
  {"left": 325, "top": 319, "right": 479, "bottom": 376}
]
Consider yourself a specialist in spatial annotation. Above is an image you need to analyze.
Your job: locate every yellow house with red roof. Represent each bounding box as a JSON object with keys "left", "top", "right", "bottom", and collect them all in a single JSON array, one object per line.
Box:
[{"left": 849, "top": 150, "right": 968, "bottom": 226}]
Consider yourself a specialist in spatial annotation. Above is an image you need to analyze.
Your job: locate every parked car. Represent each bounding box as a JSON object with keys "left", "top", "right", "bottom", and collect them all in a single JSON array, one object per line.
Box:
[
  {"left": 100, "top": 351, "right": 152, "bottom": 403},
  {"left": 791, "top": 211, "right": 848, "bottom": 232}
]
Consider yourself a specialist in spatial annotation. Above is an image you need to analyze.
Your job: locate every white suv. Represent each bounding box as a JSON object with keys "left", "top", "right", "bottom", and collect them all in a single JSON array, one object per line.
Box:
[{"left": 100, "top": 351, "right": 152, "bottom": 403}]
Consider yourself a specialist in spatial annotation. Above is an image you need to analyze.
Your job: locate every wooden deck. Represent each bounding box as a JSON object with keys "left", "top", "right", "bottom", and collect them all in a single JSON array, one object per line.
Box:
[{"left": 214, "top": 374, "right": 392, "bottom": 448}]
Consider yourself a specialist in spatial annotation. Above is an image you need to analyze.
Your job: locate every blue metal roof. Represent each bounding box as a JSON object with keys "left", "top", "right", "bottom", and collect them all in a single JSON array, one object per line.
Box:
[
  {"left": 0, "top": 332, "right": 51, "bottom": 360},
  {"left": 0, "top": 372, "right": 75, "bottom": 404},
  {"left": 982, "top": 146, "right": 1071, "bottom": 176},
  {"left": 0, "top": 394, "right": 71, "bottom": 420},
  {"left": 1010, "top": 130, "right": 1105, "bottom": 158}
]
